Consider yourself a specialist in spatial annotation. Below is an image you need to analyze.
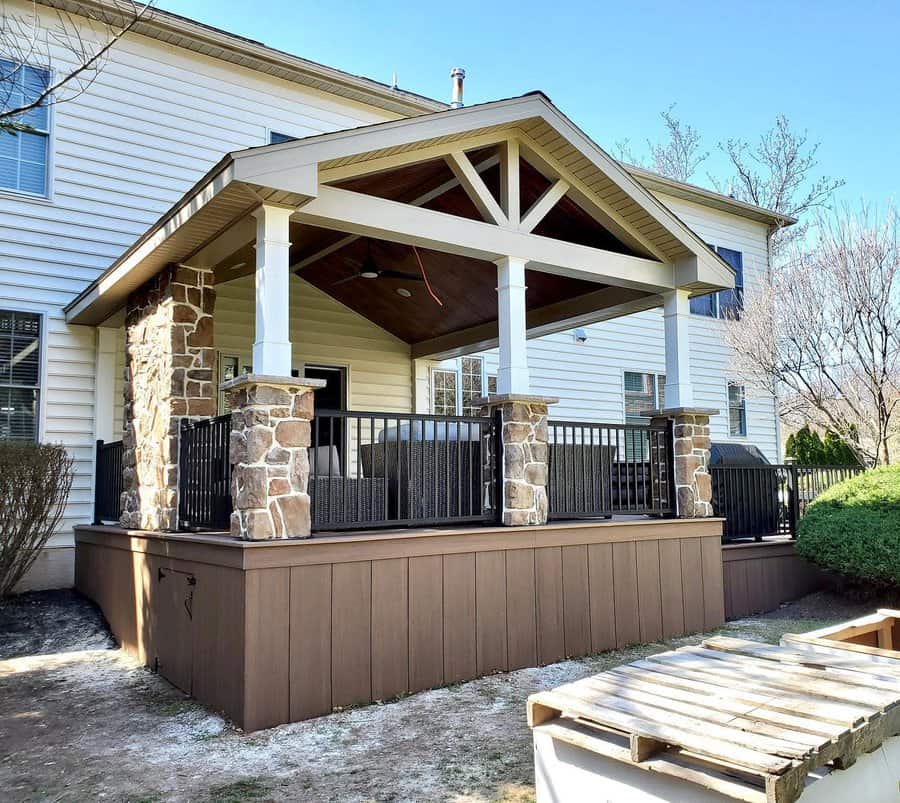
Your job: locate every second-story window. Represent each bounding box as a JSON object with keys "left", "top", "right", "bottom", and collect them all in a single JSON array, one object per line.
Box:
[
  {"left": 0, "top": 60, "right": 51, "bottom": 196},
  {"left": 690, "top": 246, "right": 744, "bottom": 319},
  {"left": 269, "top": 131, "right": 297, "bottom": 144}
]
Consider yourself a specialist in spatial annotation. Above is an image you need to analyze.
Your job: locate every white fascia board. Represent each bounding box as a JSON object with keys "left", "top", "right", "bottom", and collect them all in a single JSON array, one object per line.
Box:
[{"left": 65, "top": 162, "right": 237, "bottom": 323}]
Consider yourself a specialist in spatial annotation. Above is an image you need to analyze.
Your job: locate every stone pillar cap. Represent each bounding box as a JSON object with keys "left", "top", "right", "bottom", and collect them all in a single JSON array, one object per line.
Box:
[
  {"left": 474, "top": 393, "right": 560, "bottom": 407},
  {"left": 220, "top": 373, "right": 327, "bottom": 393},
  {"left": 642, "top": 406, "right": 720, "bottom": 417}
]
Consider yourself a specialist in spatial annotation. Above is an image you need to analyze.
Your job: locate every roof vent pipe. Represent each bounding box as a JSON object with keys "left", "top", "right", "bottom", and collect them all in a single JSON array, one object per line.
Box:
[{"left": 450, "top": 67, "right": 465, "bottom": 108}]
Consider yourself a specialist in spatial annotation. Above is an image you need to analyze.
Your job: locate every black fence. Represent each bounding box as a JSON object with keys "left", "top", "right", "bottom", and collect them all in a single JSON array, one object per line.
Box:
[
  {"left": 547, "top": 420, "right": 674, "bottom": 518},
  {"left": 93, "top": 439, "right": 124, "bottom": 524},
  {"left": 711, "top": 464, "right": 864, "bottom": 541},
  {"left": 178, "top": 414, "right": 232, "bottom": 530},
  {"left": 309, "top": 410, "right": 498, "bottom": 531}
]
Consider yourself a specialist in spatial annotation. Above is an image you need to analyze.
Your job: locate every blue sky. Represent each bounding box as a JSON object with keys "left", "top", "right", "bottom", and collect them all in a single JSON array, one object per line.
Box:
[{"left": 160, "top": 0, "right": 898, "bottom": 209}]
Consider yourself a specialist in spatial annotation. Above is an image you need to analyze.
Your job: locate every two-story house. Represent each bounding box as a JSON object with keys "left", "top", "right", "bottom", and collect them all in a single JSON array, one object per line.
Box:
[{"left": 3, "top": 0, "right": 790, "bottom": 593}]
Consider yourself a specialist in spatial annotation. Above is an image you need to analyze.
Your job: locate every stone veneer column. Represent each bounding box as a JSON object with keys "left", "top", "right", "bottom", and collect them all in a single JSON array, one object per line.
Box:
[
  {"left": 649, "top": 407, "right": 718, "bottom": 518},
  {"left": 479, "top": 394, "right": 558, "bottom": 526},
  {"left": 223, "top": 375, "right": 325, "bottom": 540},
  {"left": 121, "top": 264, "right": 215, "bottom": 531}
]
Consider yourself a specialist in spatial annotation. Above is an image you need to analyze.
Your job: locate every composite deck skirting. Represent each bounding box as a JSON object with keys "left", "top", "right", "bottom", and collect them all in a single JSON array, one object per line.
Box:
[
  {"left": 722, "top": 540, "right": 828, "bottom": 621},
  {"left": 75, "top": 519, "right": 724, "bottom": 731}
]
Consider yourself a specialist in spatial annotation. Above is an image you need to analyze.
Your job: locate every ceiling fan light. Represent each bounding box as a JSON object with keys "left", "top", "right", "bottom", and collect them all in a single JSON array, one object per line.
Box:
[
  {"left": 360, "top": 270, "right": 379, "bottom": 279},
  {"left": 395, "top": 287, "right": 412, "bottom": 298}
]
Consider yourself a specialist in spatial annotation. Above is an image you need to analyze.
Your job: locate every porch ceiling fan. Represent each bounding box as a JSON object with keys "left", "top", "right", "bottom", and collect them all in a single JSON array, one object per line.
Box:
[{"left": 331, "top": 241, "right": 425, "bottom": 287}]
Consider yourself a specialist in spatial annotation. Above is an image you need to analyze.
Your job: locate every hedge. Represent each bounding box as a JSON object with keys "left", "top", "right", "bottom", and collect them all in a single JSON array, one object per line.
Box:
[{"left": 796, "top": 466, "right": 900, "bottom": 587}]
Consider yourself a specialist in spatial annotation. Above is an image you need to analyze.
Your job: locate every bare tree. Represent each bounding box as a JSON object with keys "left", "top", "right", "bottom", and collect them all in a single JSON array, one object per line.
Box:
[
  {"left": 0, "top": 0, "right": 153, "bottom": 133},
  {"left": 616, "top": 104, "right": 708, "bottom": 183},
  {"left": 714, "top": 115, "right": 844, "bottom": 255},
  {"left": 725, "top": 204, "right": 900, "bottom": 466}
]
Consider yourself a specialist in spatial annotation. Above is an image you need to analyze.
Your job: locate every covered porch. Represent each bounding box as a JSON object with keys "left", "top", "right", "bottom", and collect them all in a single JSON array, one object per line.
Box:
[
  {"left": 72, "top": 93, "right": 733, "bottom": 539},
  {"left": 69, "top": 93, "right": 737, "bottom": 729}
]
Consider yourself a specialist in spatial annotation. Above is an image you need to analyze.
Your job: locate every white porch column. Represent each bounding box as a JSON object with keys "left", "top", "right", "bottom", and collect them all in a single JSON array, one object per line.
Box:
[
  {"left": 662, "top": 288, "right": 694, "bottom": 408},
  {"left": 495, "top": 256, "right": 530, "bottom": 395},
  {"left": 94, "top": 326, "right": 118, "bottom": 443},
  {"left": 252, "top": 204, "right": 294, "bottom": 375}
]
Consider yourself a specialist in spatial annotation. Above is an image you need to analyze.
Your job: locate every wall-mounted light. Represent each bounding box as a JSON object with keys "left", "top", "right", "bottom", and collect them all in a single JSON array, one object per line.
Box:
[{"left": 573, "top": 328, "right": 588, "bottom": 343}]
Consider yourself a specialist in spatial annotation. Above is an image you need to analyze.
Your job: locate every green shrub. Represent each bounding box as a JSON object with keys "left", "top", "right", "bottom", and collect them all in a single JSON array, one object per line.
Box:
[
  {"left": 796, "top": 466, "right": 900, "bottom": 586},
  {"left": 785, "top": 425, "right": 861, "bottom": 466},
  {"left": 0, "top": 441, "right": 73, "bottom": 596}
]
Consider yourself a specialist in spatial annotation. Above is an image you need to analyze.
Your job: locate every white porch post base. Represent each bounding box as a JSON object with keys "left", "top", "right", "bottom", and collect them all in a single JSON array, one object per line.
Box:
[
  {"left": 252, "top": 204, "right": 294, "bottom": 376},
  {"left": 662, "top": 288, "right": 695, "bottom": 409},
  {"left": 495, "top": 256, "right": 530, "bottom": 395}
]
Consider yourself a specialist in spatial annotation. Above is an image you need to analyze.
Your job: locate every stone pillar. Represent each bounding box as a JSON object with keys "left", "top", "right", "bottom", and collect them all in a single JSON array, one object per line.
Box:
[
  {"left": 223, "top": 374, "right": 325, "bottom": 540},
  {"left": 648, "top": 407, "right": 718, "bottom": 518},
  {"left": 479, "top": 394, "right": 558, "bottom": 526},
  {"left": 121, "top": 264, "right": 216, "bottom": 531}
]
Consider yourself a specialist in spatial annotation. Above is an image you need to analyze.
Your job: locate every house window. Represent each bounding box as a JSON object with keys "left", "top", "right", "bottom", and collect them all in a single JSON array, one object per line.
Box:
[
  {"left": 0, "top": 61, "right": 51, "bottom": 196},
  {"left": 461, "top": 357, "right": 484, "bottom": 415},
  {"left": 218, "top": 355, "right": 240, "bottom": 414},
  {"left": 269, "top": 131, "right": 296, "bottom": 144},
  {"left": 623, "top": 371, "right": 665, "bottom": 424},
  {"left": 728, "top": 382, "right": 747, "bottom": 437},
  {"left": 0, "top": 310, "right": 41, "bottom": 441},
  {"left": 690, "top": 246, "right": 744, "bottom": 319},
  {"left": 431, "top": 369, "right": 458, "bottom": 416},
  {"left": 431, "top": 357, "right": 495, "bottom": 415}
]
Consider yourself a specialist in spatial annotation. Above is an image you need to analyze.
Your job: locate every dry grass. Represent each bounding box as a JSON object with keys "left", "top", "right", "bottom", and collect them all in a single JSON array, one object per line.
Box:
[{"left": 0, "top": 589, "right": 886, "bottom": 803}]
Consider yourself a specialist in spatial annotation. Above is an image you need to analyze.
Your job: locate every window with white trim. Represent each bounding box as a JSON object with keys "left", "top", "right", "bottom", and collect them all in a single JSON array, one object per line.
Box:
[
  {"left": 0, "top": 310, "right": 41, "bottom": 441},
  {"left": 728, "top": 382, "right": 747, "bottom": 437},
  {"left": 623, "top": 371, "right": 665, "bottom": 424},
  {"left": 431, "top": 357, "right": 496, "bottom": 415},
  {"left": 690, "top": 246, "right": 744, "bottom": 319},
  {"left": 0, "top": 60, "right": 51, "bottom": 196},
  {"left": 431, "top": 368, "right": 458, "bottom": 416},
  {"left": 623, "top": 371, "right": 665, "bottom": 460}
]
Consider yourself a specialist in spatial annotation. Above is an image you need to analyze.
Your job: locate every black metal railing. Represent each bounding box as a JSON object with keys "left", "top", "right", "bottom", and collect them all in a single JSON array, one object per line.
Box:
[
  {"left": 178, "top": 414, "right": 232, "bottom": 530},
  {"left": 309, "top": 410, "right": 498, "bottom": 531},
  {"left": 93, "top": 439, "right": 124, "bottom": 524},
  {"left": 712, "top": 463, "right": 864, "bottom": 541},
  {"left": 547, "top": 420, "right": 674, "bottom": 518}
]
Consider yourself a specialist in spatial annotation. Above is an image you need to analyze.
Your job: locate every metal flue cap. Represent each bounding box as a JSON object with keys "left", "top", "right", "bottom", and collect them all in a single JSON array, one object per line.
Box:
[{"left": 450, "top": 67, "right": 466, "bottom": 108}]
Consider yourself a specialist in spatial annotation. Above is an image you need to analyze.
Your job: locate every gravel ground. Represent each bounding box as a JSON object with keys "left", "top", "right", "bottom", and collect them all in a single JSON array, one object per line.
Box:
[{"left": 0, "top": 588, "right": 889, "bottom": 803}]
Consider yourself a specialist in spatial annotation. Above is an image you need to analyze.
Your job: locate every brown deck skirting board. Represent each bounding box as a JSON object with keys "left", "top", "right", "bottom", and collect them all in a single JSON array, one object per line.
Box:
[
  {"left": 74, "top": 519, "right": 725, "bottom": 731},
  {"left": 722, "top": 538, "right": 827, "bottom": 621}
]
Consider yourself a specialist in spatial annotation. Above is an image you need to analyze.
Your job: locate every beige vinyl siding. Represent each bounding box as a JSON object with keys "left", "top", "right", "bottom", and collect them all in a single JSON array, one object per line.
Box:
[
  {"left": 474, "top": 194, "right": 779, "bottom": 462},
  {"left": 1, "top": 0, "right": 396, "bottom": 551},
  {"left": 214, "top": 275, "right": 413, "bottom": 414}
]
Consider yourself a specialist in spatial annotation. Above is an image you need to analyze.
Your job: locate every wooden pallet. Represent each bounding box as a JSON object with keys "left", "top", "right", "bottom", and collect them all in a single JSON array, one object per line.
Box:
[
  {"left": 528, "top": 639, "right": 900, "bottom": 803},
  {"left": 780, "top": 610, "right": 900, "bottom": 665}
]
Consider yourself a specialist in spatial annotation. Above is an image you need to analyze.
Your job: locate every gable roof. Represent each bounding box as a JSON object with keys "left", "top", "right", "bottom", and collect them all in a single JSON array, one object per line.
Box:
[
  {"left": 229, "top": 92, "right": 736, "bottom": 280},
  {"left": 66, "top": 93, "right": 740, "bottom": 325},
  {"left": 38, "top": 0, "right": 445, "bottom": 117}
]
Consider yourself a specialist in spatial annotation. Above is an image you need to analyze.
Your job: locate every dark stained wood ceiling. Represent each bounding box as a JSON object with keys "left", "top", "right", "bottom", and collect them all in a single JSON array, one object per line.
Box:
[
  {"left": 214, "top": 147, "right": 649, "bottom": 347},
  {"left": 298, "top": 236, "right": 604, "bottom": 345}
]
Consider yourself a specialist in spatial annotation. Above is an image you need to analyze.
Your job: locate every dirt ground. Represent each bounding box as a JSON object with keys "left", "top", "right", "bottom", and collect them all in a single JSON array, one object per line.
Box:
[{"left": 0, "top": 588, "right": 887, "bottom": 803}]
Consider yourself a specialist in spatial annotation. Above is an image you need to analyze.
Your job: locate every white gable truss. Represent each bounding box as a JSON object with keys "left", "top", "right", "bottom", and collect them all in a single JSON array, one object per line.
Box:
[{"left": 66, "top": 93, "right": 735, "bottom": 329}]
